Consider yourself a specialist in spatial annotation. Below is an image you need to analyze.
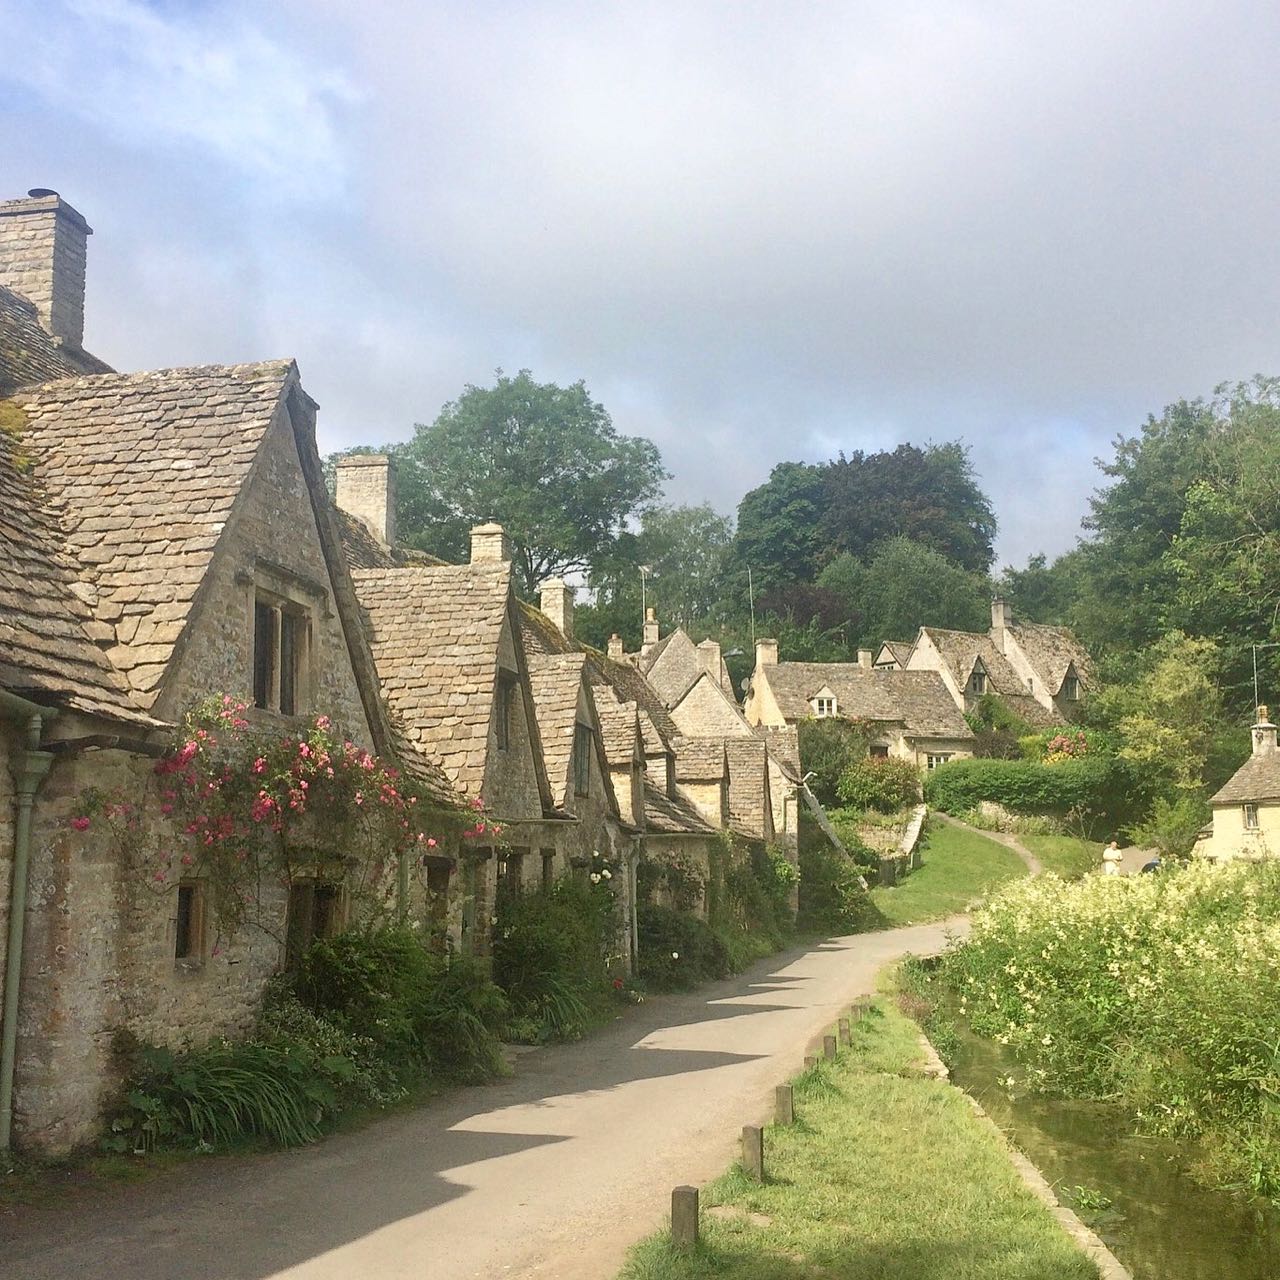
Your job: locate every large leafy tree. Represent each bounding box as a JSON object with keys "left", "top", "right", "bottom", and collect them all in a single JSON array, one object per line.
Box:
[
  {"left": 731, "top": 461, "right": 827, "bottom": 593},
  {"left": 820, "top": 442, "right": 997, "bottom": 573},
  {"left": 391, "top": 370, "right": 668, "bottom": 595},
  {"left": 855, "top": 537, "right": 990, "bottom": 646}
]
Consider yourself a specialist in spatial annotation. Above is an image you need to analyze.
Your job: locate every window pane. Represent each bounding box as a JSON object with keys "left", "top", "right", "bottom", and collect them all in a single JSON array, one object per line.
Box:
[
  {"left": 253, "top": 601, "right": 276, "bottom": 709},
  {"left": 280, "top": 612, "right": 299, "bottom": 716},
  {"left": 175, "top": 883, "right": 199, "bottom": 960}
]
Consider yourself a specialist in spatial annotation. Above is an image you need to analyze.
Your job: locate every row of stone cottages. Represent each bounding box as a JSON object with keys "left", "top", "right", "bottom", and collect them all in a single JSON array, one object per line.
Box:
[{"left": 0, "top": 190, "right": 810, "bottom": 1154}]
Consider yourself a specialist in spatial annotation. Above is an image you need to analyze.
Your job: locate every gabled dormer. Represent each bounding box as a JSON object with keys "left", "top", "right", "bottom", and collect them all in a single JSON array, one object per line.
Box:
[{"left": 810, "top": 685, "right": 838, "bottom": 718}]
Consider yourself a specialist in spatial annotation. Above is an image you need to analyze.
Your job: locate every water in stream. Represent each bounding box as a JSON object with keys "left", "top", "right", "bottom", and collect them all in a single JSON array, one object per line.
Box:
[{"left": 948, "top": 1023, "right": 1280, "bottom": 1279}]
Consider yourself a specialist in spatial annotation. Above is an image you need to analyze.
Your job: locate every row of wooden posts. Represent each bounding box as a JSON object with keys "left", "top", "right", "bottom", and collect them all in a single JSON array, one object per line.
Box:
[{"left": 670, "top": 997, "right": 874, "bottom": 1249}]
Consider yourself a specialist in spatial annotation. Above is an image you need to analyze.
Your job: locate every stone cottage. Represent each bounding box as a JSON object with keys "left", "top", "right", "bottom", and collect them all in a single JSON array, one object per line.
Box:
[
  {"left": 0, "top": 191, "right": 455, "bottom": 1153},
  {"left": 904, "top": 600, "right": 1093, "bottom": 726},
  {"left": 1201, "top": 708, "right": 1280, "bottom": 864},
  {"left": 743, "top": 638, "right": 974, "bottom": 771}
]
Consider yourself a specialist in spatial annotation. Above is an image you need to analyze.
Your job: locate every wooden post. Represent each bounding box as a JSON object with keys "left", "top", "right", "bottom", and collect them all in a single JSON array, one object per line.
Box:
[
  {"left": 838, "top": 1018, "right": 851, "bottom": 1046},
  {"left": 742, "top": 1124, "right": 764, "bottom": 1181},
  {"left": 775, "top": 1083, "right": 794, "bottom": 1125},
  {"left": 804, "top": 1054, "right": 817, "bottom": 1070},
  {"left": 823, "top": 1033, "right": 837, "bottom": 1060},
  {"left": 851, "top": 998, "right": 870, "bottom": 1023},
  {"left": 671, "top": 1185, "right": 699, "bottom": 1248},
  {"left": 879, "top": 856, "right": 897, "bottom": 887}
]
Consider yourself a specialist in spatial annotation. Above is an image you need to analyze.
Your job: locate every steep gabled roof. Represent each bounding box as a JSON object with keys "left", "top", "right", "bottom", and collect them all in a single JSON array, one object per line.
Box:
[
  {"left": 919, "top": 627, "right": 1062, "bottom": 728},
  {"left": 675, "top": 738, "right": 727, "bottom": 781},
  {"left": 526, "top": 652, "right": 589, "bottom": 805},
  {"left": 762, "top": 662, "right": 973, "bottom": 739},
  {"left": 0, "top": 426, "right": 157, "bottom": 726},
  {"left": 726, "top": 736, "right": 770, "bottom": 840},
  {"left": 13, "top": 361, "right": 295, "bottom": 701},
  {"left": 1211, "top": 751, "right": 1280, "bottom": 806},
  {"left": 640, "top": 628, "right": 734, "bottom": 709},
  {"left": 351, "top": 562, "right": 512, "bottom": 798},
  {"left": 335, "top": 509, "right": 448, "bottom": 571},
  {"left": 0, "top": 285, "right": 81, "bottom": 394},
  {"left": 1007, "top": 622, "right": 1093, "bottom": 695},
  {"left": 875, "top": 640, "right": 913, "bottom": 669},
  {"left": 595, "top": 697, "right": 641, "bottom": 768},
  {"left": 643, "top": 780, "right": 718, "bottom": 835},
  {"left": 755, "top": 724, "right": 800, "bottom": 781}
]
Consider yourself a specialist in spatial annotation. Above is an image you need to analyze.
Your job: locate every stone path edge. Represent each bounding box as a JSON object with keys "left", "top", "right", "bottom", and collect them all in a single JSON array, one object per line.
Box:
[{"left": 915, "top": 1030, "right": 1131, "bottom": 1280}]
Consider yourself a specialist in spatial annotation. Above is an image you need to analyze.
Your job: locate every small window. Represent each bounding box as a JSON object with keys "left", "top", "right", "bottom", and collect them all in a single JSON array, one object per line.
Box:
[
  {"left": 969, "top": 669, "right": 987, "bottom": 695},
  {"left": 425, "top": 862, "right": 450, "bottom": 953},
  {"left": 496, "top": 676, "right": 516, "bottom": 750},
  {"left": 175, "top": 881, "right": 204, "bottom": 962},
  {"left": 573, "top": 724, "right": 593, "bottom": 796},
  {"left": 1063, "top": 675, "right": 1081, "bottom": 701},
  {"left": 497, "top": 849, "right": 525, "bottom": 912},
  {"left": 814, "top": 697, "right": 837, "bottom": 718},
  {"left": 870, "top": 743, "right": 890, "bottom": 760},
  {"left": 253, "top": 593, "right": 308, "bottom": 714},
  {"left": 285, "top": 880, "right": 344, "bottom": 966},
  {"left": 541, "top": 848, "right": 555, "bottom": 892},
  {"left": 1244, "top": 803, "right": 1260, "bottom": 831},
  {"left": 927, "top": 754, "right": 953, "bottom": 771}
]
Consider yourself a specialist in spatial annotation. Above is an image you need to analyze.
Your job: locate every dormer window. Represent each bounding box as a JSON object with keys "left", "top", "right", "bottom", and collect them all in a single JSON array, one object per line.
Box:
[
  {"left": 968, "top": 663, "right": 988, "bottom": 696},
  {"left": 814, "top": 696, "right": 837, "bottom": 718},
  {"left": 1063, "top": 674, "right": 1081, "bottom": 701}
]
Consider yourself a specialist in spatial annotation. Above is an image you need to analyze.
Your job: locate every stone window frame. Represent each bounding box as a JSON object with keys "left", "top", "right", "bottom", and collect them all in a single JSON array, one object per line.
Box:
[
  {"left": 284, "top": 877, "right": 347, "bottom": 967},
  {"left": 174, "top": 879, "right": 206, "bottom": 968},
  {"left": 1244, "top": 803, "right": 1260, "bottom": 831},
  {"left": 968, "top": 661, "right": 988, "bottom": 696},
  {"left": 573, "top": 723, "right": 593, "bottom": 796},
  {"left": 1063, "top": 673, "right": 1081, "bottom": 701},
  {"left": 240, "top": 560, "right": 327, "bottom": 719}
]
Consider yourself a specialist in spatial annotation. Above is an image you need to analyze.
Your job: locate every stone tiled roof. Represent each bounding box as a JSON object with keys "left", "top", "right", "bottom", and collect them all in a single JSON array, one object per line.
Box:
[
  {"left": 0, "top": 285, "right": 79, "bottom": 394},
  {"left": 641, "top": 629, "right": 733, "bottom": 709},
  {"left": 0, "top": 426, "right": 157, "bottom": 725},
  {"left": 675, "top": 738, "right": 727, "bottom": 781},
  {"left": 1008, "top": 623, "right": 1093, "bottom": 695},
  {"left": 876, "top": 640, "right": 913, "bottom": 668},
  {"left": 595, "top": 697, "right": 640, "bottom": 768},
  {"left": 726, "top": 737, "right": 770, "bottom": 840},
  {"left": 764, "top": 662, "right": 973, "bottom": 739},
  {"left": 643, "top": 780, "right": 718, "bottom": 835},
  {"left": 526, "top": 652, "right": 589, "bottom": 805},
  {"left": 636, "top": 707, "right": 668, "bottom": 757},
  {"left": 13, "top": 361, "right": 295, "bottom": 702},
  {"left": 921, "top": 628, "right": 1023, "bottom": 694},
  {"left": 351, "top": 562, "right": 511, "bottom": 798},
  {"left": 755, "top": 724, "right": 800, "bottom": 781},
  {"left": 1212, "top": 751, "right": 1280, "bottom": 805},
  {"left": 335, "top": 509, "right": 448, "bottom": 571}
]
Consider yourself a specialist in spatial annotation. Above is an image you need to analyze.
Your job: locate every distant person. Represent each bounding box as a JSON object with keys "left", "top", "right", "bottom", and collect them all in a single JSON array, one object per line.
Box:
[
  {"left": 1102, "top": 839, "right": 1123, "bottom": 876},
  {"left": 1141, "top": 855, "right": 1162, "bottom": 874}
]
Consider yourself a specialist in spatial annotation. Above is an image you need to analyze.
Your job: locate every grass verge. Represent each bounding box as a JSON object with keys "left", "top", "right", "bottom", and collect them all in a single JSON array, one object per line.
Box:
[
  {"left": 618, "top": 994, "right": 1098, "bottom": 1280},
  {"left": 868, "top": 821, "right": 1027, "bottom": 926},
  {"left": 1018, "top": 835, "right": 1100, "bottom": 880}
]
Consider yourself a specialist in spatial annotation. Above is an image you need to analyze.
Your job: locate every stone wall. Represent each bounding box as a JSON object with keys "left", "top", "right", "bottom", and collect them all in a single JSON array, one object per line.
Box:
[
  {"left": 481, "top": 617, "right": 547, "bottom": 823},
  {"left": 0, "top": 195, "right": 89, "bottom": 347},
  {"left": 0, "top": 727, "right": 13, "bottom": 1005},
  {"left": 155, "top": 399, "right": 375, "bottom": 747},
  {"left": 670, "top": 676, "right": 751, "bottom": 739}
]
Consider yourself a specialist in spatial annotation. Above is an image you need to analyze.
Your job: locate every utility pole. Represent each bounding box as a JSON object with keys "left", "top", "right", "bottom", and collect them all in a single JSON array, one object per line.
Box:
[
  {"left": 1253, "top": 642, "right": 1280, "bottom": 712},
  {"left": 748, "top": 565, "right": 756, "bottom": 646}
]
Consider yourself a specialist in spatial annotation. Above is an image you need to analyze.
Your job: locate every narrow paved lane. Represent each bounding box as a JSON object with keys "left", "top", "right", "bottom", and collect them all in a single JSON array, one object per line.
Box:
[{"left": 1, "top": 920, "right": 966, "bottom": 1280}]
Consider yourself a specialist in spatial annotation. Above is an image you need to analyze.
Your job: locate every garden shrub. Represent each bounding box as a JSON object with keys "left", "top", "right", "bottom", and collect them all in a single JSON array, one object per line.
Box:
[
  {"left": 492, "top": 876, "right": 618, "bottom": 1042},
  {"left": 797, "top": 840, "right": 881, "bottom": 934},
  {"left": 637, "top": 903, "right": 730, "bottom": 990},
  {"left": 796, "top": 718, "right": 871, "bottom": 807},
  {"left": 944, "top": 862, "right": 1280, "bottom": 1196},
  {"left": 924, "top": 754, "right": 1144, "bottom": 829},
  {"left": 1128, "top": 792, "right": 1210, "bottom": 859},
  {"left": 836, "top": 756, "right": 920, "bottom": 812}
]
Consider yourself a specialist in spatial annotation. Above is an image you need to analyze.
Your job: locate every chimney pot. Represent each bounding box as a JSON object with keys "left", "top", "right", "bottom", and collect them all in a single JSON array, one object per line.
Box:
[
  {"left": 642, "top": 607, "right": 660, "bottom": 650},
  {"left": 0, "top": 190, "right": 92, "bottom": 348},
  {"left": 334, "top": 453, "right": 396, "bottom": 545},
  {"left": 1253, "top": 707, "right": 1277, "bottom": 756},
  {"left": 470, "top": 522, "right": 511, "bottom": 563},
  {"left": 696, "top": 638, "right": 722, "bottom": 680},
  {"left": 991, "top": 597, "right": 1012, "bottom": 634},
  {"left": 607, "top": 633, "right": 624, "bottom": 660},
  {"left": 755, "top": 638, "right": 779, "bottom": 668},
  {"left": 539, "top": 577, "right": 574, "bottom": 640}
]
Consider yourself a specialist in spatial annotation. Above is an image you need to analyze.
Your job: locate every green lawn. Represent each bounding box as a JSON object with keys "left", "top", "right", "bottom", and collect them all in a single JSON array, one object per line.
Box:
[
  {"left": 868, "top": 821, "right": 1027, "bottom": 925},
  {"left": 1019, "top": 835, "right": 1101, "bottom": 880},
  {"left": 618, "top": 998, "right": 1098, "bottom": 1280}
]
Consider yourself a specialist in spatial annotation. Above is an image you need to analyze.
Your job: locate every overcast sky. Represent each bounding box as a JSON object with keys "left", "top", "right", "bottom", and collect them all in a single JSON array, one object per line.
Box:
[{"left": 5, "top": 0, "right": 1279, "bottom": 567}]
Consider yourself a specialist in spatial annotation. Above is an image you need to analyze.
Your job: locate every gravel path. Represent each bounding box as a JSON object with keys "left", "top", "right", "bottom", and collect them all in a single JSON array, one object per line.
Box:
[{"left": 0, "top": 919, "right": 966, "bottom": 1280}]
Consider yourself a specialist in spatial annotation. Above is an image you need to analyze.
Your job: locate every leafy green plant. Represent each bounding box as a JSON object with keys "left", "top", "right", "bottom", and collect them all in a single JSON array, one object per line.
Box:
[
  {"left": 797, "top": 839, "right": 880, "bottom": 934},
  {"left": 1128, "top": 792, "right": 1209, "bottom": 859},
  {"left": 836, "top": 756, "right": 920, "bottom": 812},
  {"left": 797, "top": 718, "right": 872, "bottom": 807},
  {"left": 637, "top": 903, "right": 730, "bottom": 990}
]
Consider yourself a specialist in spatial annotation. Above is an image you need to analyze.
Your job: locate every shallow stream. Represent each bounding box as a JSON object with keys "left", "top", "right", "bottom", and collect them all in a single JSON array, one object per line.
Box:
[{"left": 948, "top": 1022, "right": 1280, "bottom": 1279}]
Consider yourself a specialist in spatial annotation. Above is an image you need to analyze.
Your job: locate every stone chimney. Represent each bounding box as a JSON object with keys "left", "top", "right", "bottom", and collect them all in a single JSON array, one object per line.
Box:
[
  {"left": 607, "top": 633, "right": 624, "bottom": 661},
  {"left": 857, "top": 649, "right": 873, "bottom": 669},
  {"left": 334, "top": 454, "right": 396, "bottom": 545},
  {"left": 642, "top": 607, "right": 660, "bottom": 651},
  {"left": 991, "top": 597, "right": 1013, "bottom": 635},
  {"left": 755, "top": 637, "right": 778, "bottom": 669},
  {"left": 540, "top": 577, "right": 574, "bottom": 640},
  {"left": 0, "top": 189, "right": 91, "bottom": 348},
  {"left": 470, "top": 522, "right": 510, "bottom": 563},
  {"left": 1252, "top": 706, "right": 1277, "bottom": 756},
  {"left": 697, "top": 638, "right": 722, "bottom": 680}
]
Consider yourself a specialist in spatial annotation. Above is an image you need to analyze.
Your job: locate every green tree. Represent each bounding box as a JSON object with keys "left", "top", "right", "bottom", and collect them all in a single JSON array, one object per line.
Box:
[
  {"left": 391, "top": 370, "right": 668, "bottom": 595},
  {"left": 732, "top": 462, "right": 827, "bottom": 593},
  {"left": 997, "top": 549, "right": 1086, "bottom": 625},
  {"left": 820, "top": 442, "right": 998, "bottom": 573},
  {"left": 857, "top": 537, "right": 990, "bottom": 647}
]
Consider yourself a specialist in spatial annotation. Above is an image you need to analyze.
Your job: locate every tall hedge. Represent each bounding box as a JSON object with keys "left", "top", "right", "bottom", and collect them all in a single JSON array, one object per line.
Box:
[{"left": 923, "top": 754, "right": 1146, "bottom": 829}]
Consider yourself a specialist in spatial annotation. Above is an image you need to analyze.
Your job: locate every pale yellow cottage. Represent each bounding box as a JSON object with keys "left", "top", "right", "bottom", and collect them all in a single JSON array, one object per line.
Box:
[{"left": 1201, "top": 710, "right": 1280, "bottom": 864}]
